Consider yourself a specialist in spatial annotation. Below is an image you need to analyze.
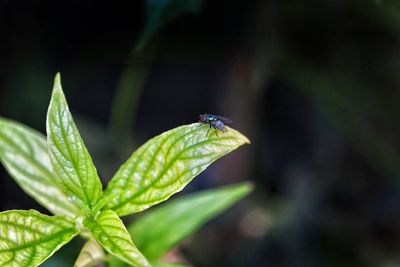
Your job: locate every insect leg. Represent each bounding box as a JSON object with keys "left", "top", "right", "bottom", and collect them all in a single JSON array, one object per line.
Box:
[
  {"left": 206, "top": 124, "right": 211, "bottom": 137},
  {"left": 212, "top": 125, "right": 219, "bottom": 137}
]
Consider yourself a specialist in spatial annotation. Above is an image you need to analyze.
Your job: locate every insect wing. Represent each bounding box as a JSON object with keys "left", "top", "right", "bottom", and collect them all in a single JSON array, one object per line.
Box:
[
  {"left": 212, "top": 120, "right": 226, "bottom": 132},
  {"left": 215, "top": 115, "right": 233, "bottom": 124}
]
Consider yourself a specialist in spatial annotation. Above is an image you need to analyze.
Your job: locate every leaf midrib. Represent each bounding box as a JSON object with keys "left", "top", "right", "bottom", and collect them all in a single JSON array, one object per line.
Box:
[
  {"left": 111, "top": 134, "right": 239, "bottom": 211},
  {"left": 50, "top": 99, "right": 93, "bottom": 208},
  {"left": 106, "top": 127, "right": 197, "bottom": 210},
  {"left": 0, "top": 228, "right": 76, "bottom": 253},
  {"left": 88, "top": 217, "right": 136, "bottom": 264}
]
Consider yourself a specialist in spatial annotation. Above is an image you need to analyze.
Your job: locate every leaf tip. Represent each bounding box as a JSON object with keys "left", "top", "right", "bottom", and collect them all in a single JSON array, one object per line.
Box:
[
  {"left": 241, "top": 181, "right": 254, "bottom": 194},
  {"left": 230, "top": 182, "right": 254, "bottom": 198},
  {"left": 225, "top": 126, "right": 251, "bottom": 145},
  {"left": 55, "top": 72, "right": 61, "bottom": 81},
  {"left": 52, "top": 72, "right": 64, "bottom": 97},
  {"left": 243, "top": 134, "right": 251, "bottom": 144}
]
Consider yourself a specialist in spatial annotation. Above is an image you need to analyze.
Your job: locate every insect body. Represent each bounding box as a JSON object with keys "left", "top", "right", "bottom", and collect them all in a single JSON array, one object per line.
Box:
[{"left": 198, "top": 113, "right": 233, "bottom": 137}]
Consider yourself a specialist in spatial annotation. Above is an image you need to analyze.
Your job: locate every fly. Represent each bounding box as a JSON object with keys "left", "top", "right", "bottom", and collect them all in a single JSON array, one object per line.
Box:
[{"left": 198, "top": 113, "right": 233, "bottom": 137}]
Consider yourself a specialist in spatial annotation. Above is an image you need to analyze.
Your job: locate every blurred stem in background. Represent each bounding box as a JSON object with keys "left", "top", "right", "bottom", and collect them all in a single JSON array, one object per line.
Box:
[
  {"left": 108, "top": 0, "right": 203, "bottom": 145},
  {"left": 108, "top": 42, "right": 157, "bottom": 144}
]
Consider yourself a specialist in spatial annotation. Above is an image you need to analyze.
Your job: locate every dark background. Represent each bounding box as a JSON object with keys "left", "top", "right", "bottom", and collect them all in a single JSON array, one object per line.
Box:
[{"left": 2, "top": 0, "right": 400, "bottom": 266}]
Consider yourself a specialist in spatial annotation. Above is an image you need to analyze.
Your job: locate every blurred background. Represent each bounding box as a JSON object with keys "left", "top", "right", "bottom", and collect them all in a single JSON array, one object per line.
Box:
[{"left": 1, "top": 0, "right": 400, "bottom": 266}]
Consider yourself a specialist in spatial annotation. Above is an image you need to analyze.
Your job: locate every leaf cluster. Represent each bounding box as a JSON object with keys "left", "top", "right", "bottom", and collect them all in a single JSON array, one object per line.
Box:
[{"left": 0, "top": 74, "right": 251, "bottom": 266}]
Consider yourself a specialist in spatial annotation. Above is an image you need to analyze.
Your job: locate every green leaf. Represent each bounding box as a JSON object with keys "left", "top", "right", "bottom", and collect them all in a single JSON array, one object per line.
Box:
[
  {"left": 137, "top": 0, "right": 203, "bottom": 50},
  {"left": 83, "top": 210, "right": 150, "bottom": 267},
  {"left": 0, "top": 117, "right": 78, "bottom": 217},
  {"left": 108, "top": 183, "right": 251, "bottom": 267},
  {"left": 0, "top": 209, "right": 79, "bottom": 267},
  {"left": 102, "top": 123, "right": 250, "bottom": 217},
  {"left": 129, "top": 183, "right": 252, "bottom": 260},
  {"left": 46, "top": 73, "right": 103, "bottom": 210},
  {"left": 74, "top": 239, "right": 105, "bottom": 267}
]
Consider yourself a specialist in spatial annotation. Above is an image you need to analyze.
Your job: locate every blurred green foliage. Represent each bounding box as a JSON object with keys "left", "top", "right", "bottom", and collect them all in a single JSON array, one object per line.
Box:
[{"left": 2, "top": 0, "right": 400, "bottom": 266}]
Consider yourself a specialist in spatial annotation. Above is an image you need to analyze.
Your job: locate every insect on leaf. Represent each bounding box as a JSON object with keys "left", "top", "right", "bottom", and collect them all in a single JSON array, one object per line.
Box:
[{"left": 101, "top": 123, "right": 250, "bottom": 217}]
